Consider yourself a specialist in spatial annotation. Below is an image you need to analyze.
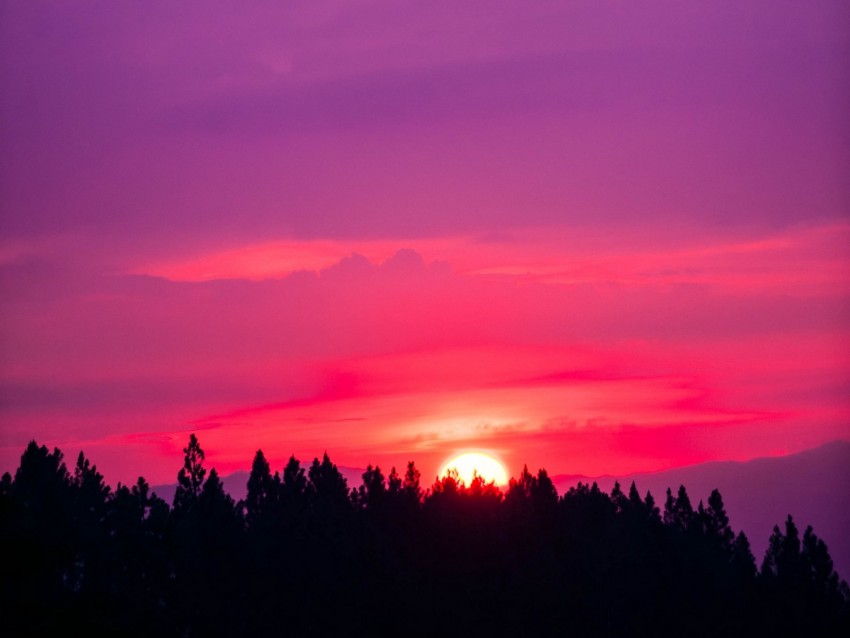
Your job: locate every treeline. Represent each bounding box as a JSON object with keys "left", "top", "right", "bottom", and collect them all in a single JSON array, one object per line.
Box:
[{"left": 1, "top": 435, "right": 848, "bottom": 637}]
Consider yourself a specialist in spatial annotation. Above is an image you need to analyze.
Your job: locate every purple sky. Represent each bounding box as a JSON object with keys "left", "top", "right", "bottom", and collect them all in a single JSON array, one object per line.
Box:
[{"left": 1, "top": 1, "right": 849, "bottom": 486}]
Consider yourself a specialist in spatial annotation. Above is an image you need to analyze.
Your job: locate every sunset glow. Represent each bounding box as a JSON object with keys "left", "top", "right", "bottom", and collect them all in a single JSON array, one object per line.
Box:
[{"left": 439, "top": 452, "right": 509, "bottom": 487}]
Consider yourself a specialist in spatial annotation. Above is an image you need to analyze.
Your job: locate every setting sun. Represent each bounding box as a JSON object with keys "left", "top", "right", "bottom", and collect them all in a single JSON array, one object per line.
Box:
[{"left": 439, "top": 452, "right": 509, "bottom": 486}]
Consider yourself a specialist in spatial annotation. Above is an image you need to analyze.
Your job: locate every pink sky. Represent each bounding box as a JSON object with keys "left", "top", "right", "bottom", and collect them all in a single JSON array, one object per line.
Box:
[{"left": 1, "top": 1, "right": 849, "bottom": 486}]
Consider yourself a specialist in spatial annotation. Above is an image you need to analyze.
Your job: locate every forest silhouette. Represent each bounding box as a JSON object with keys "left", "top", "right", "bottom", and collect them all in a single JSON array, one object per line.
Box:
[{"left": 2, "top": 435, "right": 848, "bottom": 637}]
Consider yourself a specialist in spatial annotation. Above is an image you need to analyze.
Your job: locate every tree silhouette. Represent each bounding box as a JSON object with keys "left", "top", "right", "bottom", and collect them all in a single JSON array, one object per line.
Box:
[
  {"left": 173, "top": 433, "right": 206, "bottom": 512},
  {"left": 762, "top": 515, "right": 803, "bottom": 583},
  {"left": 3, "top": 442, "right": 75, "bottom": 633},
  {"left": 663, "top": 484, "right": 695, "bottom": 532},
  {"left": 402, "top": 461, "right": 423, "bottom": 504},
  {"left": 2, "top": 439, "right": 848, "bottom": 636},
  {"left": 757, "top": 514, "right": 850, "bottom": 634},
  {"left": 72, "top": 451, "right": 110, "bottom": 510},
  {"left": 307, "top": 452, "right": 350, "bottom": 515},
  {"left": 281, "top": 454, "right": 307, "bottom": 505},
  {"left": 245, "top": 449, "right": 277, "bottom": 529},
  {"left": 702, "top": 488, "right": 735, "bottom": 549},
  {"left": 387, "top": 465, "right": 402, "bottom": 496},
  {"left": 357, "top": 464, "right": 386, "bottom": 512},
  {"left": 732, "top": 530, "right": 757, "bottom": 580},
  {"left": 505, "top": 464, "right": 536, "bottom": 503}
]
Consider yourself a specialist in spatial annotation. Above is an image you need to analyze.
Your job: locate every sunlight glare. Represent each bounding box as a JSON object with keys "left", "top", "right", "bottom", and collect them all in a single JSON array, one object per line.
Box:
[{"left": 439, "top": 452, "right": 509, "bottom": 486}]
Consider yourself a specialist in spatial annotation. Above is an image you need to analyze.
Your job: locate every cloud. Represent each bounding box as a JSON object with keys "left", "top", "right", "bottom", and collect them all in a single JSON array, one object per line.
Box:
[{"left": 1, "top": 227, "right": 848, "bottom": 485}]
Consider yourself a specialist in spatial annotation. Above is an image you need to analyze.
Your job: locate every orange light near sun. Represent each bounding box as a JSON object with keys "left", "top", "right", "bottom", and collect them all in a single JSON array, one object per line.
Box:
[{"left": 439, "top": 452, "right": 509, "bottom": 486}]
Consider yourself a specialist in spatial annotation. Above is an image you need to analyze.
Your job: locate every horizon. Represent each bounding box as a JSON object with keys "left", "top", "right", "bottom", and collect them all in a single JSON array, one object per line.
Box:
[
  {"left": 3, "top": 435, "right": 841, "bottom": 496},
  {"left": 8, "top": 431, "right": 850, "bottom": 492}
]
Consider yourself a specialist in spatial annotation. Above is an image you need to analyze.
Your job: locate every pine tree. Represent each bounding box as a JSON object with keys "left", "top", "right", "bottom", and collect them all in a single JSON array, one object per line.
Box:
[
  {"left": 307, "top": 453, "right": 350, "bottom": 515},
  {"left": 280, "top": 454, "right": 307, "bottom": 509},
  {"left": 387, "top": 466, "right": 402, "bottom": 497},
  {"left": 703, "top": 489, "right": 734, "bottom": 549},
  {"left": 358, "top": 464, "right": 386, "bottom": 511},
  {"left": 761, "top": 515, "right": 803, "bottom": 582},
  {"left": 403, "top": 461, "right": 423, "bottom": 504},
  {"left": 174, "top": 434, "right": 206, "bottom": 512},
  {"left": 801, "top": 525, "right": 845, "bottom": 604},
  {"left": 246, "top": 449, "right": 276, "bottom": 528},
  {"left": 628, "top": 481, "right": 642, "bottom": 509},
  {"left": 6, "top": 441, "right": 75, "bottom": 633},
  {"left": 14, "top": 441, "right": 71, "bottom": 512},
  {"left": 732, "top": 531, "right": 757, "bottom": 580},
  {"left": 611, "top": 480, "right": 626, "bottom": 512},
  {"left": 533, "top": 469, "right": 557, "bottom": 508},
  {"left": 430, "top": 467, "right": 461, "bottom": 497},
  {"left": 644, "top": 491, "right": 660, "bottom": 522},
  {"left": 199, "top": 468, "right": 239, "bottom": 524},
  {"left": 72, "top": 451, "right": 110, "bottom": 530},
  {"left": 762, "top": 523, "right": 784, "bottom": 579},
  {"left": 663, "top": 485, "right": 695, "bottom": 531},
  {"left": 507, "top": 465, "right": 536, "bottom": 499}
]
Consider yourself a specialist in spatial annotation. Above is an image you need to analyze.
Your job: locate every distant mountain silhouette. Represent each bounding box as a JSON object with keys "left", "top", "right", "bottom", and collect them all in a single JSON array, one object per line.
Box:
[{"left": 552, "top": 440, "right": 850, "bottom": 581}]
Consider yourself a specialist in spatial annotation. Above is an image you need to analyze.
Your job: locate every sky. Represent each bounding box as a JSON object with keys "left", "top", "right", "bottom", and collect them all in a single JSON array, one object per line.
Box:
[{"left": 1, "top": 0, "right": 849, "bottom": 487}]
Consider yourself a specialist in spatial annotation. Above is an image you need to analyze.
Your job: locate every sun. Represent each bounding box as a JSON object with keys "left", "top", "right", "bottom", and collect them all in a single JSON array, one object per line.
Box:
[{"left": 439, "top": 452, "right": 509, "bottom": 486}]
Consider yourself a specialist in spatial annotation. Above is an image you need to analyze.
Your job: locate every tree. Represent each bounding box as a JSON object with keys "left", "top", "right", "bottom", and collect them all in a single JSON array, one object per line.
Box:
[
  {"left": 759, "top": 515, "right": 849, "bottom": 634},
  {"left": 402, "top": 461, "right": 423, "bottom": 505},
  {"left": 429, "top": 467, "right": 461, "bottom": 498},
  {"left": 505, "top": 465, "right": 556, "bottom": 521},
  {"left": 628, "top": 481, "right": 642, "bottom": 509},
  {"left": 644, "top": 490, "right": 660, "bottom": 522},
  {"left": 802, "top": 526, "right": 840, "bottom": 593},
  {"left": 13, "top": 441, "right": 71, "bottom": 512},
  {"left": 4, "top": 442, "right": 76, "bottom": 633},
  {"left": 278, "top": 453, "right": 308, "bottom": 524},
  {"left": 506, "top": 464, "right": 537, "bottom": 503},
  {"left": 245, "top": 449, "right": 277, "bottom": 528},
  {"left": 533, "top": 469, "right": 557, "bottom": 509},
  {"left": 67, "top": 452, "right": 112, "bottom": 600},
  {"left": 174, "top": 434, "right": 206, "bottom": 512},
  {"left": 358, "top": 464, "right": 386, "bottom": 511},
  {"left": 73, "top": 451, "right": 110, "bottom": 507},
  {"left": 307, "top": 452, "right": 350, "bottom": 516},
  {"left": 762, "top": 523, "right": 785, "bottom": 581},
  {"left": 702, "top": 488, "right": 734, "bottom": 550},
  {"left": 199, "top": 468, "right": 240, "bottom": 525},
  {"left": 611, "top": 480, "right": 627, "bottom": 513},
  {"left": 732, "top": 531, "right": 757, "bottom": 580},
  {"left": 663, "top": 485, "right": 695, "bottom": 531},
  {"left": 175, "top": 467, "right": 244, "bottom": 636},
  {"left": 761, "top": 515, "right": 807, "bottom": 591},
  {"left": 386, "top": 463, "right": 420, "bottom": 525},
  {"left": 466, "top": 472, "right": 502, "bottom": 500},
  {"left": 103, "top": 476, "right": 170, "bottom": 632},
  {"left": 387, "top": 466, "right": 402, "bottom": 497}
]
